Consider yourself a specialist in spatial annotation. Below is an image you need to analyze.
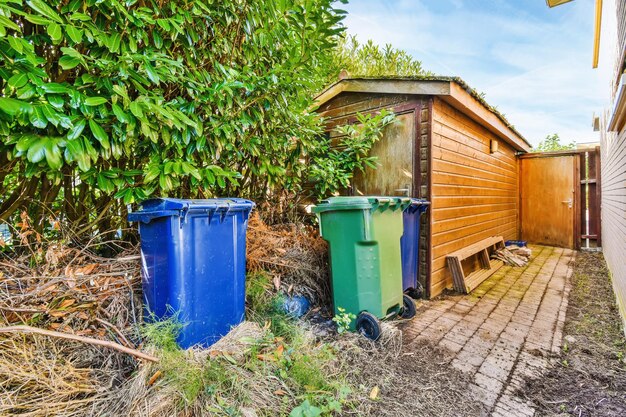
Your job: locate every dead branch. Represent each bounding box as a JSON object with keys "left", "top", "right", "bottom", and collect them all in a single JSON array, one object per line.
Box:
[{"left": 0, "top": 325, "right": 157, "bottom": 362}]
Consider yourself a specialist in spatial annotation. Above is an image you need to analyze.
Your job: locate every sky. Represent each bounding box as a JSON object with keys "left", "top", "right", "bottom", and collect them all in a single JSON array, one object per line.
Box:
[{"left": 341, "top": 0, "right": 618, "bottom": 147}]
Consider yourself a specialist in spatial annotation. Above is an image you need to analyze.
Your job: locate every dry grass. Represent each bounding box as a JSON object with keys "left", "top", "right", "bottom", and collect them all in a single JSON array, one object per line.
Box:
[
  {"left": 0, "top": 213, "right": 484, "bottom": 417},
  {"left": 0, "top": 237, "right": 141, "bottom": 417},
  {"left": 246, "top": 212, "right": 330, "bottom": 305},
  {"left": 522, "top": 252, "right": 626, "bottom": 417}
]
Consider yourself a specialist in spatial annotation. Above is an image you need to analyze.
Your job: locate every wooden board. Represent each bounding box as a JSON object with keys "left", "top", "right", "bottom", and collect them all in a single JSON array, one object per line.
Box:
[
  {"left": 352, "top": 111, "right": 415, "bottom": 196},
  {"left": 520, "top": 155, "right": 576, "bottom": 249}
]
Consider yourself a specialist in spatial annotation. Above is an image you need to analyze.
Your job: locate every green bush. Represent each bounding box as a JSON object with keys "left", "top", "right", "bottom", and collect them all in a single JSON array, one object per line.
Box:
[{"left": 0, "top": 0, "right": 346, "bottom": 235}]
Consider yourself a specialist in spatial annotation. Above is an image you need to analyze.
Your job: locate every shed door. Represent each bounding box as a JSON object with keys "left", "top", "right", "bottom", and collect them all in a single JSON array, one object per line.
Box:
[
  {"left": 352, "top": 111, "right": 415, "bottom": 196},
  {"left": 520, "top": 155, "right": 578, "bottom": 249}
]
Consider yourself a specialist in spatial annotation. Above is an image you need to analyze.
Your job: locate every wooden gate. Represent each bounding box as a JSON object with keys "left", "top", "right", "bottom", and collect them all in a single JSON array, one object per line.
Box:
[{"left": 520, "top": 149, "right": 601, "bottom": 250}]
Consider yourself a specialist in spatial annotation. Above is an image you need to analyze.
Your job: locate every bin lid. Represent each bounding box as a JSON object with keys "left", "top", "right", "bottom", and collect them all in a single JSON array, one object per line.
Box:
[
  {"left": 311, "top": 196, "right": 412, "bottom": 213},
  {"left": 405, "top": 198, "right": 430, "bottom": 214},
  {"left": 128, "top": 198, "right": 255, "bottom": 223}
]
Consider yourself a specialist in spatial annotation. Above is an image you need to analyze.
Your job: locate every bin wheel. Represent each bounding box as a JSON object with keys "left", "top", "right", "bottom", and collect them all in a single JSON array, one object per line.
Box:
[
  {"left": 406, "top": 282, "right": 424, "bottom": 299},
  {"left": 400, "top": 294, "right": 417, "bottom": 319},
  {"left": 356, "top": 312, "right": 382, "bottom": 341}
]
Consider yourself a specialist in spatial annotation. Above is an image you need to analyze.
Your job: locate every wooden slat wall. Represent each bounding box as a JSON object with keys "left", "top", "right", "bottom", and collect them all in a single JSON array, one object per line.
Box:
[
  {"left": 429, "top": 98, "right": 519, "bottom": 297},
  {"left": 601, "top": 126, "right": 626, "bottom": 332}
]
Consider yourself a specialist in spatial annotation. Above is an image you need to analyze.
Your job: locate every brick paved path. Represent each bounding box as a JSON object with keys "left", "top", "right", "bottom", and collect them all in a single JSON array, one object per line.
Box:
[{"left": 404, "top": 246, "right": 575, "bottom": 416}]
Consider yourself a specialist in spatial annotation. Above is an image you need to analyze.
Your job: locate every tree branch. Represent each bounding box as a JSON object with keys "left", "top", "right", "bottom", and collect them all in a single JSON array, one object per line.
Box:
[{"left": 0, "top": 325, "right": 158, "bottom": 362}]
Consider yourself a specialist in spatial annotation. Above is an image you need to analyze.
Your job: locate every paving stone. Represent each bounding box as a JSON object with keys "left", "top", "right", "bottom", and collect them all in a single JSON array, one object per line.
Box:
[
  {"left": 474, "top": 372, "right": 504, "bottom": 393},
  {"left": 402, "top": 245, "right": 573, "bottom": 417},
  {"left": 468, "top": 383, "right": 499, "bottom": 407}
]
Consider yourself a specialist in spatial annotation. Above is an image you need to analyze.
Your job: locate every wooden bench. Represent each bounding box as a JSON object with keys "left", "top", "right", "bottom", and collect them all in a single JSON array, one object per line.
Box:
[{"left": 446, "top": 236, "right": 505, "bottom": 294}]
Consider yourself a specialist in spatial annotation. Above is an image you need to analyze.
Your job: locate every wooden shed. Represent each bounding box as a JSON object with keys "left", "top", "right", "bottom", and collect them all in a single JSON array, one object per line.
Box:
[{"left": 315, "top": 77, "right": 532, "bottom": 298}]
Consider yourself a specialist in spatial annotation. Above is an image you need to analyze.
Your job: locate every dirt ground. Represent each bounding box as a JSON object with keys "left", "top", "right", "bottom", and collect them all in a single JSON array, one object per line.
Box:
[
  {"left": 521, "top": 252, "right": 626, "bottom": 416},
  {"left": 338, "top": 336, "right": 486, "bottom": 417}
]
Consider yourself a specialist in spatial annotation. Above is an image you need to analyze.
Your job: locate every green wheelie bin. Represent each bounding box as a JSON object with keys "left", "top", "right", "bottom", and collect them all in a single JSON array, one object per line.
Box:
[{"left": 312, "top": 196, "right": 417, "bottom": 340}]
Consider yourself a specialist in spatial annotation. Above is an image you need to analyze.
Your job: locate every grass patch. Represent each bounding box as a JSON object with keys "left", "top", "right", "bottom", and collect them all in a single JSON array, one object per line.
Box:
[{"left": 133, "top": 272, "right": 353, "bottom": 416}]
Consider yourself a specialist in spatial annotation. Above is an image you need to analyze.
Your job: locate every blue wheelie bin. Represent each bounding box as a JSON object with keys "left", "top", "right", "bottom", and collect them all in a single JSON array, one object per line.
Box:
[
  {"left": 400, "top": 199, "right": 430, "bottom": 299},
  {"left": 128, "top": 198, "right": 254, "bottom": 348}
]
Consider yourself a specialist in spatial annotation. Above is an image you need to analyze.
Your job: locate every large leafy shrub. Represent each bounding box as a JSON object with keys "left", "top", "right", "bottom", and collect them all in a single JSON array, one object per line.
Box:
[{"left": 0, "top": 0, "right": 345, "bottom": 235}]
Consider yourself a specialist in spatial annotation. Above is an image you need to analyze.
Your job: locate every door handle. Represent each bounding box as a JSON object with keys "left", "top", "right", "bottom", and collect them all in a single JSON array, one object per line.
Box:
[{"left": 561, "top": 199, "right": 573, "bottom": 208}]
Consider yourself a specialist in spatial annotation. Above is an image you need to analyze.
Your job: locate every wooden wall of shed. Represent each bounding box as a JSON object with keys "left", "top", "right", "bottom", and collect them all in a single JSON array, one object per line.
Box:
[
  {"left": 429, "top": 98, "right": 519, "bottom": 297},
  {"left": 600, "top": 126, "right": 626, "bottom": 332}
]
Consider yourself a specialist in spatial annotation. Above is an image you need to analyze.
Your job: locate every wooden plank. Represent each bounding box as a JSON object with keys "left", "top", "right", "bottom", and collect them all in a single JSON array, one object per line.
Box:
[
  {"left": 433, "top": 203, "right": 517, "bottom": 221},
  {"left": 447, "top": 236, "right": 504, "bottom": 261},
  {"left": 433, "top": 209, "right": 517, "bottom": 234},
  {"left": 432, "top": 156, "right": 518, "bottom": 184},
  {"left": 465, "top": 260, "right": 504, "bottom": 293},
  {"left": 433, "top": 171, "right": 518, "bottom": 190},
  {"left": 432, "top": 216, "right": 517, "bottom": 246},
  {"left": 479, "top": 249, "right": 490, "bottom": 268},
  {"left": 432, "top": 184, "right": 517, "bottom": 197}
]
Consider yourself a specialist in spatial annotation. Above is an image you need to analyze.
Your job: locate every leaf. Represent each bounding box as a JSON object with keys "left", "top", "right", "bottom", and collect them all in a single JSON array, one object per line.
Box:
[
  {"left": 111, "top": 103, "right": 128, "bottom": 122},
  {"left": 44, "top": 140, "right": 62, "bottom": 169},
  {"left": 88, "top": 119, "right": 109, "bottom": 149},
  {"left": 8, "top": 73, "right": 29, "bottom": 89},
  {"left": 46, "top": 22, "right": 63, "bottom": 44},
  {"left": 7, "top": 37, "right": 23, "bottom": 53},
  {"left": 41, "top": 83, "right": 68, "bottom": 94},
  {"left": 85, "top": 97, "right": 107, "bottom": 106},
  {"left": 59, "top": 299, "right": 76, "bottom": 309},
  {"left": 60, "top": 46, "right": 82, "bottom": 58},
  {"left": 369, "top": 386, "right": 380, "bottom": 400},
  {"left": 59, "top": 55, "right": 81, "bottom": 70},
  {"left": 69, "top": 12, "right": 91, "bottom": 22},
  {"left": 28, "top": 106, "right": 48, "bottom": 129},
  {"left": 108, "top": 33, "right": 121, "bottom": 53},
  {"left": 144, "top": 62, "right": 160, "bottom": 84},
  {"left": 47, "top": 94, "right": 64, "bottom": 110},
  {"left": 27, "top": 0, "right": 63, "bottom": 23},
  {"left": 41, "top": 105, "right": 61, "bottom": 127},
  {"left": 16, "top": 135, "right": 38, "bottom": 153},
  {"left": 65, "top": 26, "right": 83, "bottom": 43},
  {"left": 129, "top": 101, "right": 143, "bottom": 118},
  {"left": 24, "top": 14, "right": 52, "bottom": 26},
  {"left": 26, "top": 139, "right": 46, "bottom": 163},
  {"left": 67, "top": 118, "right": 86, "bottom": 140},
  {"left": 0, "top": 97, "right": 32, "bottom": 116}
]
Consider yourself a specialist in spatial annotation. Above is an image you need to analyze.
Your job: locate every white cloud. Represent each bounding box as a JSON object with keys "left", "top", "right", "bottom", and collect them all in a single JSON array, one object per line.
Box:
[{"left": 341, "top": 0, "right": 617, "bottom": 146}]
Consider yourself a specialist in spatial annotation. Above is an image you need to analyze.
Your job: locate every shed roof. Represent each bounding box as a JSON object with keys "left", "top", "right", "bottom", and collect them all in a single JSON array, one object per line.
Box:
[{"left": 315, "top": 76, "right": 532, "bottom": 152}]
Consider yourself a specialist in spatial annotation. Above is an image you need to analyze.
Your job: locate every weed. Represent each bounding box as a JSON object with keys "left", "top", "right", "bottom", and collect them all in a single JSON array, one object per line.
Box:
[
  {"left": 141, "top": 316, "right": 206, "bottom": 404},
  {"left": 332, "top": 307, "right": 355, "bottom": 334}
]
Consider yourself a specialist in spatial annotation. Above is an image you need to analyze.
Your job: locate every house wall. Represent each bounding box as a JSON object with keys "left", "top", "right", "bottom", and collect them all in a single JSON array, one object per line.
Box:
[
  {"left": 601, "top": 0, "right": 626, "bottom": 334},
  {"left": 601, "top": 126, "right": 626, "bottom": 331},
  {"left": 429, "top": 98, "right": 519, "bottom": 297}
]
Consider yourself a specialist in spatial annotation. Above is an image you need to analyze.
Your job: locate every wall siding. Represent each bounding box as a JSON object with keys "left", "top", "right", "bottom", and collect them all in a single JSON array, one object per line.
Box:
[
  {"left": 601, "top": 126, "right": 626, "bottom": 332},
  {"left": 430, "top": 98, "right": 519, "bottom": 297}
]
